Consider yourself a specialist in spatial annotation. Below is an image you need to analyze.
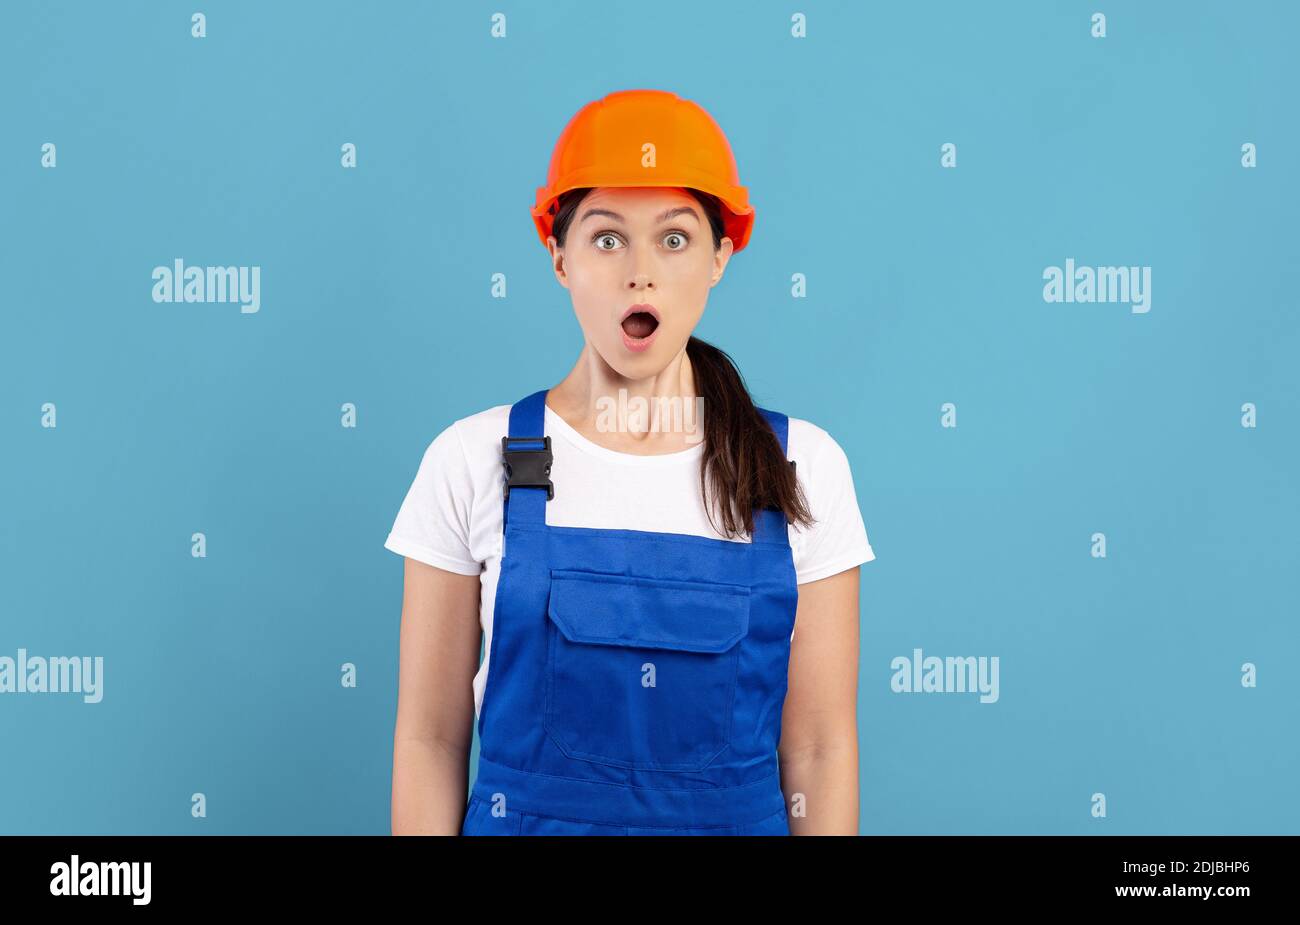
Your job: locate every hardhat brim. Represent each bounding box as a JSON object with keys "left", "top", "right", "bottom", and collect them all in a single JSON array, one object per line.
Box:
[{"left": 531, "top": 175, "right": 754, "bottom": 253}]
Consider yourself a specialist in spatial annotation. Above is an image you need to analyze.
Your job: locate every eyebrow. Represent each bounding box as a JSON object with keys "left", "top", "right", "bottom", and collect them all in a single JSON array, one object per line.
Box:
[{"left": 578, "top": 205, "right": 701, "bottom": 226}]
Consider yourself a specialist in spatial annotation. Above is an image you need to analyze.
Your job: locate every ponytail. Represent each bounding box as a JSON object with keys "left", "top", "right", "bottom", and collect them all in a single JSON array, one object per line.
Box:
[{"left": 687, "top": 336, "right": 813, "bottom": 538}]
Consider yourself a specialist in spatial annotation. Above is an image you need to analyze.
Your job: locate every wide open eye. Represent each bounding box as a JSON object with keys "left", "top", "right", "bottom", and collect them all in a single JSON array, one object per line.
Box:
[
  {"left": 662, "top": 231, "right": 690, "bottom": 251},
  {"left": 593, "top": 232, "right": 624, "bottom": 251}
]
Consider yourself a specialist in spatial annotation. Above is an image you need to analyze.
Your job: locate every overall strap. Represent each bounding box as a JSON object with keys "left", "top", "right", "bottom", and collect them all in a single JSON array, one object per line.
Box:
[
  {"left": 502, "top": 389, "right": 552, "bottom": 529},
  {"left": 753, "top": 407, "right": 791, "bottom": 544},
  {"left": 757, "top": 406, "right": 789, "bottom": 455}
]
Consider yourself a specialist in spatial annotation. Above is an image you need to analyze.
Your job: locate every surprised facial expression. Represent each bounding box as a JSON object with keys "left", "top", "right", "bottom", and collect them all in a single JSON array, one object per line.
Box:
[{"left": 548, "top": 186, "right": 734, "bottom": 379}]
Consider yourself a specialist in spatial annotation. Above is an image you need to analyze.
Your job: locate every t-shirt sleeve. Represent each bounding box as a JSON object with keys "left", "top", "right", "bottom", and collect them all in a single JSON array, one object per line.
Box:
[
  {"left": 383, "top": 421, "right": 482, "bottom": 576},
  {"left": 790, "top": 426, "right": 876, "bottom": 585}
]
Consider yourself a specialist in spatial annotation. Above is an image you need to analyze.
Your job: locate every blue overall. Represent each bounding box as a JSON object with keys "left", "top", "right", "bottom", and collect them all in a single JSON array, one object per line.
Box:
[{"left": 460, "top": 389, "right": 799, "bottom": 835}]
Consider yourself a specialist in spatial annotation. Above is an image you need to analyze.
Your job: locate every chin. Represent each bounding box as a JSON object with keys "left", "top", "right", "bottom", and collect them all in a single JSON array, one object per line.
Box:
[{"left": 599, "top": 344, "right": 667, "bottom": 381}]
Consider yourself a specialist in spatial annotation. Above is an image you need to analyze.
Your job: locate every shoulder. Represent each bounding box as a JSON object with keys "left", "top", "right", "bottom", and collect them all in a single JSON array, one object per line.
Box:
[
  {"left": 778, "top": 414, "right": 876, "bottom": 578},
  {"left": 387, "top": 405, "right": 514, "bottom": 571},
  {"left": 444, "top": 403, "right": 512, "bottom": 451},
  {"left": 781, "top": 414, "right": 862, "bottom": 513},
  {"left": 397, "top": 405, "right": 512, "bottom": 508},
  {"left": 784, "top": 415, "right": 853, "bottom": 473},
  {"left": 416, "top": 403, "right": 511, "bottom": 465}
]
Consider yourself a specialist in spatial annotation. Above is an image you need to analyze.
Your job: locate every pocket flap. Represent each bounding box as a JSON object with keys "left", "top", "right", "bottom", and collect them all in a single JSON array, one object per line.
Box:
[{"left": 547, "top": 569, "right": 750, "bottom": 654}]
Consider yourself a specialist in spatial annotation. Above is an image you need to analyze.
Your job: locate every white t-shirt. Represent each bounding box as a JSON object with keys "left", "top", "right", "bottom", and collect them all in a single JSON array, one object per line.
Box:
[{"left": 384, "top": 403, "right": 876, "bottom": 717}]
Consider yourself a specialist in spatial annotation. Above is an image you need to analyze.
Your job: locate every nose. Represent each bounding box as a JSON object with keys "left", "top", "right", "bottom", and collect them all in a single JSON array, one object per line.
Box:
[{"left": 627, "top": 249, "right": 654, "bottom": 290}]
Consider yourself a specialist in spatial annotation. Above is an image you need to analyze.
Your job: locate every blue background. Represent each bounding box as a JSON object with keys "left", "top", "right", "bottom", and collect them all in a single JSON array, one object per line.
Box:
[{"left": 1, "top": 0, "right": 1296, "bottom": 834}]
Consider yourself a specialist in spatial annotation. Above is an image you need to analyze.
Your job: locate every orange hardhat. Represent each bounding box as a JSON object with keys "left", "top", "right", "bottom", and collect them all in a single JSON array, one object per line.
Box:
[{"left": 531, "top": 89, "right": 755, "bottom": 253}]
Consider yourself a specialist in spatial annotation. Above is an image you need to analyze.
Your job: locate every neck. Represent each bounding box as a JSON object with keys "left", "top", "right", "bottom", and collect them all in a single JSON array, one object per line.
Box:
[{"left": 546, "top": 342, "right": 701, "bottom": 453}]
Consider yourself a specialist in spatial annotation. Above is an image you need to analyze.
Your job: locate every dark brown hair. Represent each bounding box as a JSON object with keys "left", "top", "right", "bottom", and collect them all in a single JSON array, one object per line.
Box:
[{"left": 549, "top": 186, "right": 813, "bottom": 538}]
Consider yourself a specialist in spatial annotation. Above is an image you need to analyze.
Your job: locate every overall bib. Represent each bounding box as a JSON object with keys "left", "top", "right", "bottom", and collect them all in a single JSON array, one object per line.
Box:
[{"left": 461, "top": 389, "right": 799, "bottom": 835}]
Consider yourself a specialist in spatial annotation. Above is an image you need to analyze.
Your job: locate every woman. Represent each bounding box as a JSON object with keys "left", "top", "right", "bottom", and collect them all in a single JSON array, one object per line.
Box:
[{"left": 386, "top": 89, "right": 875, "bottom": 835}]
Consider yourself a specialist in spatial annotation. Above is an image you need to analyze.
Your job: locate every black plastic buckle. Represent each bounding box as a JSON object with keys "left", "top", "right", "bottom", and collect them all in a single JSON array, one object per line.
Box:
[{"left": 501, "top": 436, "right": 554, "bottom": 500}]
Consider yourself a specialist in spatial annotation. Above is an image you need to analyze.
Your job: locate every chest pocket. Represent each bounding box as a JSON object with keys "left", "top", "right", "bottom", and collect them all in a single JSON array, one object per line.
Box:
[{"left": 545, "top": 568, "right": 751, "bottom": 772}]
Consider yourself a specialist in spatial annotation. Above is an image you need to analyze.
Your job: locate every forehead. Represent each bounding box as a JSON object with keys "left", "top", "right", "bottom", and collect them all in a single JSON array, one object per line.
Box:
[{"left": 578, "top": 186, "right": 700, "bottom": 222}]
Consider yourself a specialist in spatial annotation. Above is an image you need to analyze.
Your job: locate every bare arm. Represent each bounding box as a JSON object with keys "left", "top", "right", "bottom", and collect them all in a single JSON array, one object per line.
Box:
[
  {"left": 390, "top": 557, "right": 483, "bottom": 835},
  {"left": 777, "top": 565, "right": 861, "bottom": 835}
]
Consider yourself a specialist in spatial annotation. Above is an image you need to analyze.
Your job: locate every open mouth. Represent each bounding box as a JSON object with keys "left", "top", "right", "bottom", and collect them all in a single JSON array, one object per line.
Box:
[
  {"left": 620, "top": 304, "right": 660, "bottom": 352},
  {"left": 621, "top": 311, "right": 659, "bottom": 339}
]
